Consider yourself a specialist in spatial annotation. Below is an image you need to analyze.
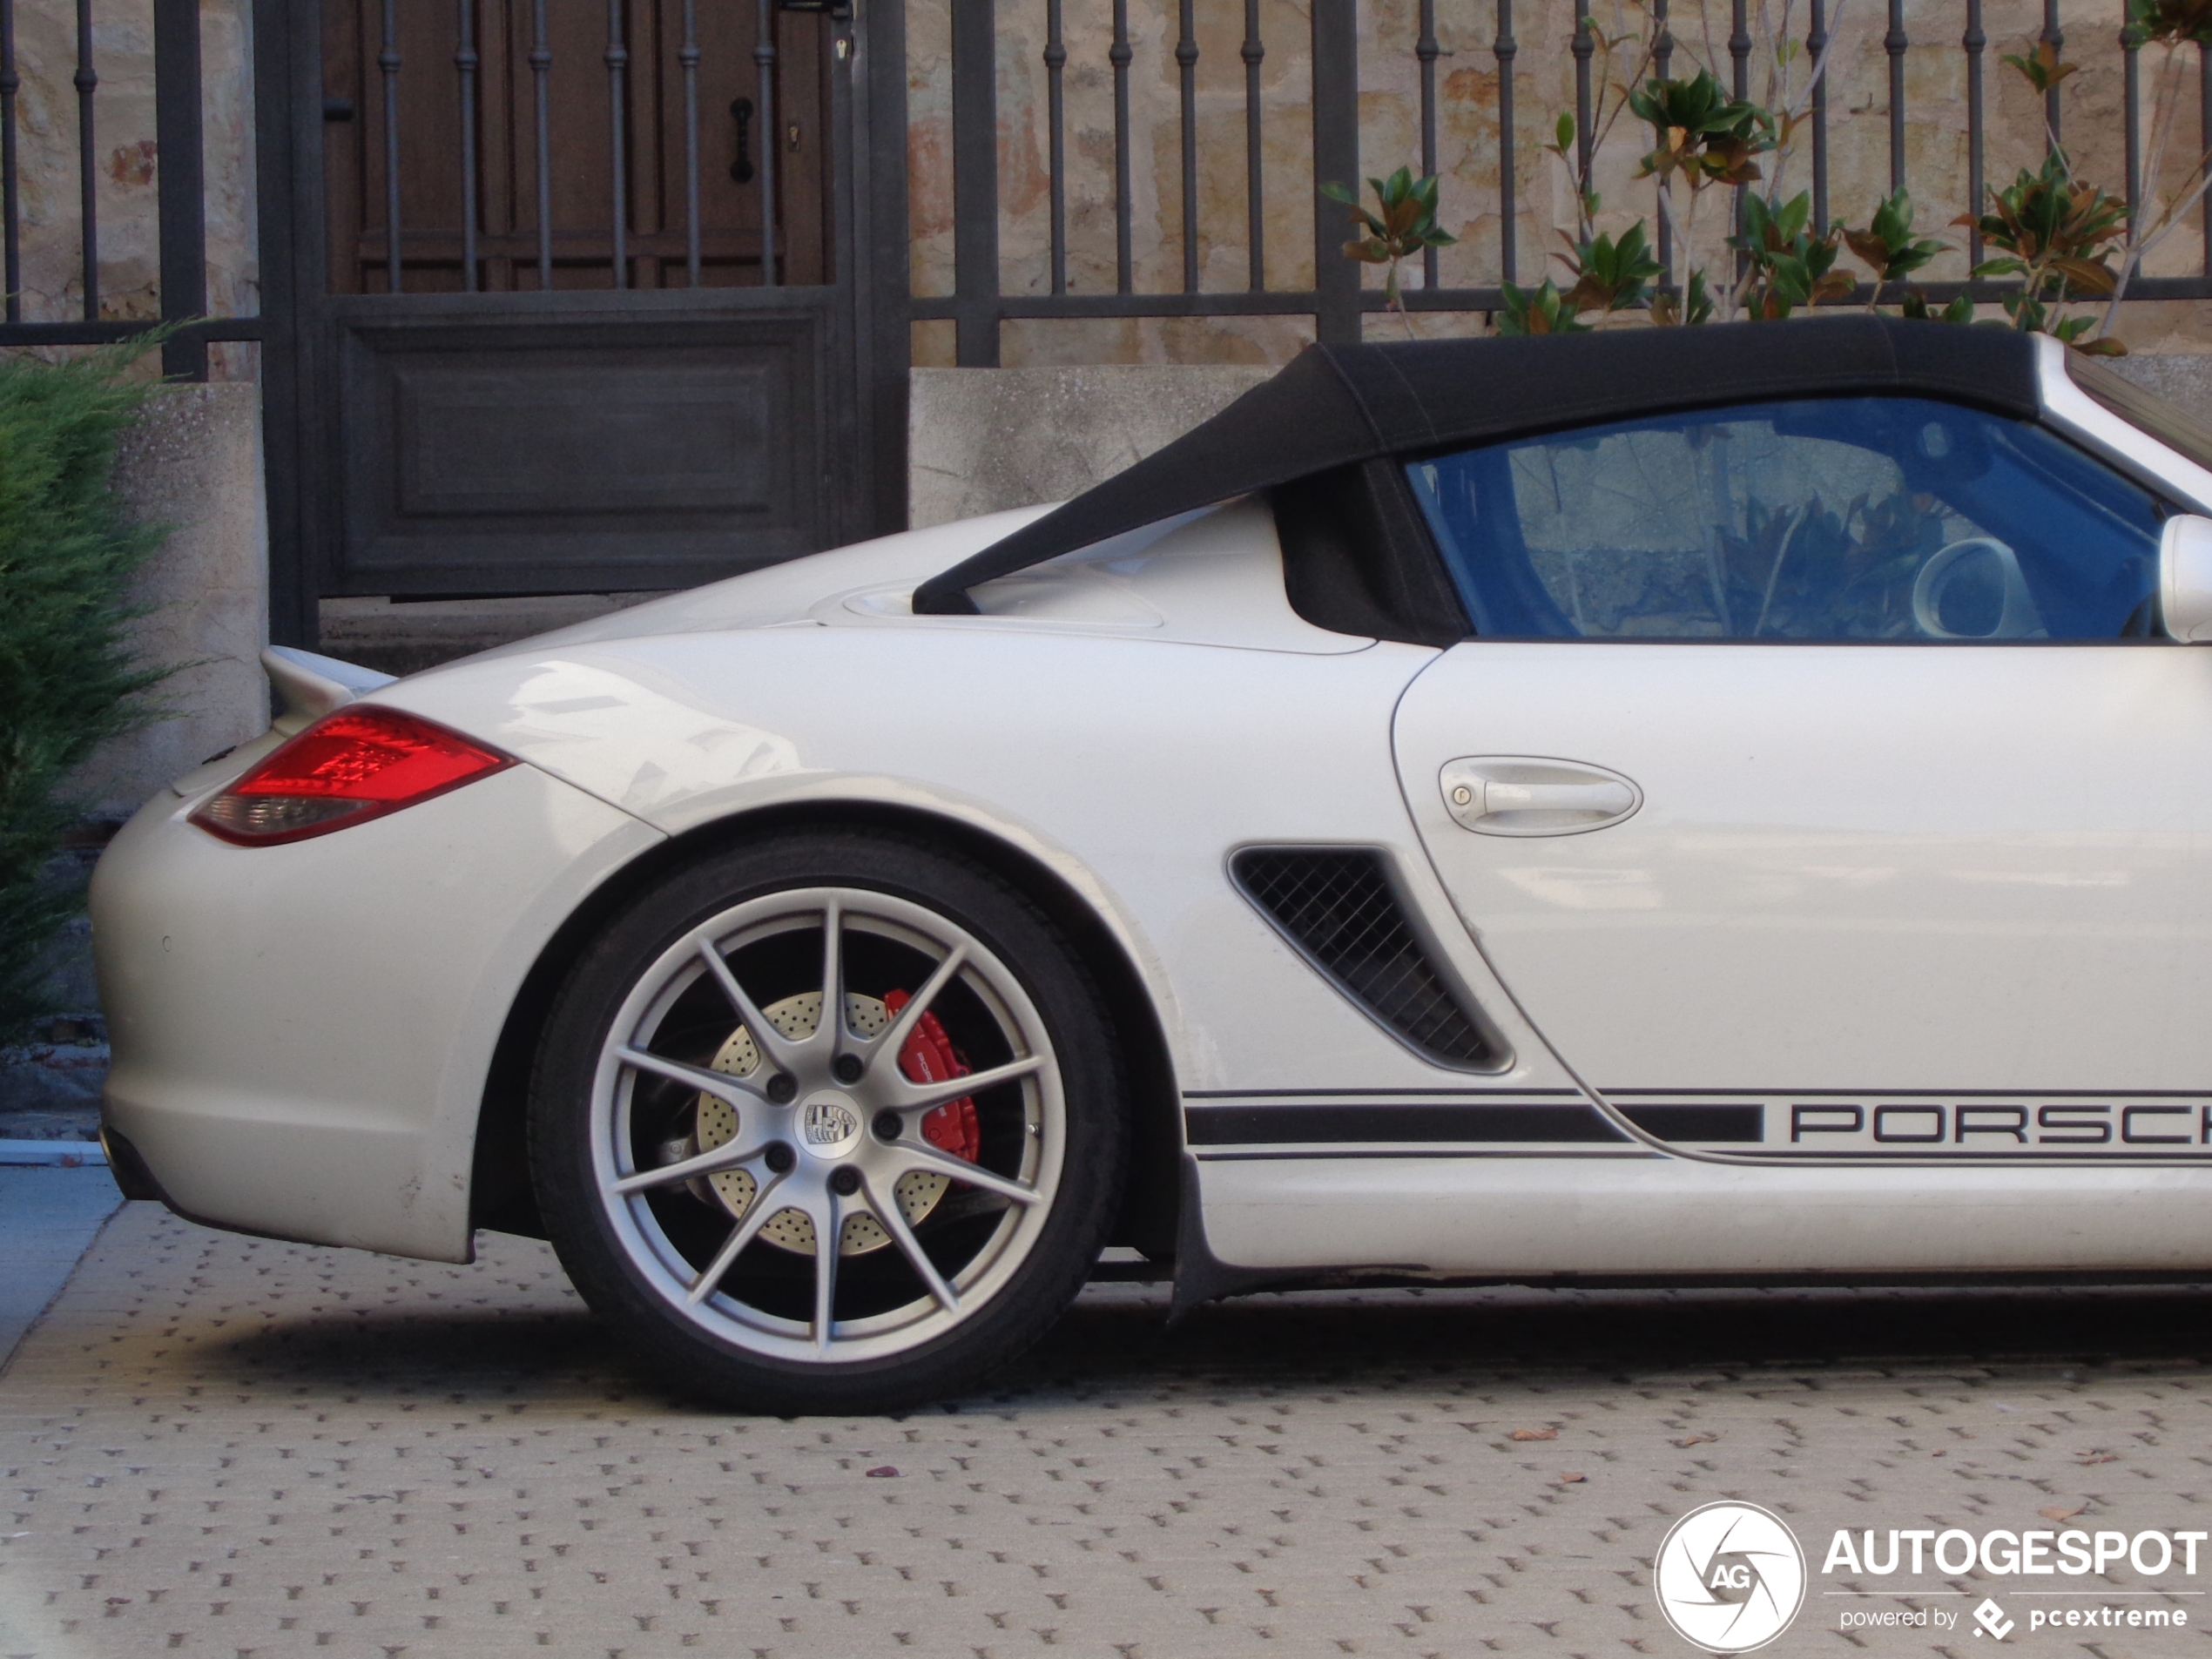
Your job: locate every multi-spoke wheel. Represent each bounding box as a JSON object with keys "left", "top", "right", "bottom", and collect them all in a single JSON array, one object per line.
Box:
[{"left": 530, "top": 830, "right": 1127, "bottom": 1413}]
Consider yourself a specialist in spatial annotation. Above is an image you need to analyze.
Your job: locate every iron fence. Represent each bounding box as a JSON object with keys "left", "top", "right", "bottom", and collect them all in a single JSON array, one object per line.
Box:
[
  {"left": 0, "top": 0, "right": 246, "bottom": 378},
  {"left": 916, "top": 0, "right": 2212, "bottom": 366},
  {"left": 0, "top": 0, "right": 831, "bottom": 375}
]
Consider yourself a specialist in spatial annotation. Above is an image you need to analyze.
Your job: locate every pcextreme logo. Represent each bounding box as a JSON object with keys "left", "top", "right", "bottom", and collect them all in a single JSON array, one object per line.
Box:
[{"left": 1653, "top": 1501, "right": 1809, "bottom": 1654}]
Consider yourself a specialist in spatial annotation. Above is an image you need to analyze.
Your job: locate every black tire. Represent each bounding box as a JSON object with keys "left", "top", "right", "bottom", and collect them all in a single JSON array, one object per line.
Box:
[{"left": 529, "top": 826, "right": 1127, "bottom": 1413}]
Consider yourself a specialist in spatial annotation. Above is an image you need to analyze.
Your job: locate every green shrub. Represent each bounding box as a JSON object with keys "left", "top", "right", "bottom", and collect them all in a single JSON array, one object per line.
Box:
[{"left": 0, "top": 346, "right": 168, "bottom": 1043}]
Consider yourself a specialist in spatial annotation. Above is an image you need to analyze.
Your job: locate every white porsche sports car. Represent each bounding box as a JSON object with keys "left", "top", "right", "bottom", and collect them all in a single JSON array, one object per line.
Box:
[{"left": 92, "top": 318, "right": 2212, "bottom": 1411}]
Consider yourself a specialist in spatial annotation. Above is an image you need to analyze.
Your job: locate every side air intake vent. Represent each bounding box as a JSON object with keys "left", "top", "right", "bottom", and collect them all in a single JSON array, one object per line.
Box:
[{"left": 1231, "top": 847, "right": 1498, "bottom": 1070}]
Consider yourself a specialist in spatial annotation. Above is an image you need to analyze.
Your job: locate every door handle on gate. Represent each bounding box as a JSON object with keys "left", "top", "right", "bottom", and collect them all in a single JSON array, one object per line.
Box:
[
  {"left": 731, "top": 98, "right": 757, "bottom": 184},
  {"left": 1439, "top": 758, "right": 1642, "bottom": 837}
]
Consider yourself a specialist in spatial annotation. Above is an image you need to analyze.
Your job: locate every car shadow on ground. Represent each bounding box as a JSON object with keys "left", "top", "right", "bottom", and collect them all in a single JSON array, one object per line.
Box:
[
  {"left": 182, "top": 1278, "right": 2212, "bottom": 1414},
  {"left": 1009, "top": 1282, "right": 2212, "bottom": 1394}
]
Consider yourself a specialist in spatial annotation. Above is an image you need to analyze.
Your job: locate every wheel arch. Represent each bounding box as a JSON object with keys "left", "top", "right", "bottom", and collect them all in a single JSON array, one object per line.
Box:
[{"left": 469, "top": 799, "right": 1184, "bottom": 1258}]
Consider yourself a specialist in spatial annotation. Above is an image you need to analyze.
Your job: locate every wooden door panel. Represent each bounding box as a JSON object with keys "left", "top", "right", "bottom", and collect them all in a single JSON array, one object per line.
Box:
[
  {"left": 304, "top": 2, "right": 869, "bottom": 604},
  {"left": 334, "top": 294, "right": 831, "bottom": 593}
]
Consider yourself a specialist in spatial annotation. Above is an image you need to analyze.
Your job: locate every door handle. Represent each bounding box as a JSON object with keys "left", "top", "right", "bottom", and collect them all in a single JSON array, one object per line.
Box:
[
  {"left": 730, "top": 98, "right": 756, "bottom": 184},
  {"left": 1440, "top": 758, "right": 1642, "bottom": 837}
]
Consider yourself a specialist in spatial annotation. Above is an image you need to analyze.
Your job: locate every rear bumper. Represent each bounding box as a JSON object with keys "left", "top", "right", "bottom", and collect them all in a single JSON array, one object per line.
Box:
[{"left": 91, "top": 761, "right": 664, "bottom": 1261}]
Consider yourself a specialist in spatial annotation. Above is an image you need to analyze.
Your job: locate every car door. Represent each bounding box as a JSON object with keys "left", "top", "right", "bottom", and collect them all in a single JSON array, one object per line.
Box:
[{"left": 1391, "top": 392, "right": 2212, "bottom": 1160}]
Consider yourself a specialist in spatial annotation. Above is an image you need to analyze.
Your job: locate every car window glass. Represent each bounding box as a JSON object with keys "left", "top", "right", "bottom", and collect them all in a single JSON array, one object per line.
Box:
[{"left": 1406, "top": 396, "right": 2163, "bottom": 641}]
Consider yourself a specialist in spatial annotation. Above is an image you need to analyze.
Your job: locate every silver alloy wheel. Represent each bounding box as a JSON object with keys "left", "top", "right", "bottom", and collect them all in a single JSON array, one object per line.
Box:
[{"left": 588, "top": 887, "right": 1065, "bottom": 1364}]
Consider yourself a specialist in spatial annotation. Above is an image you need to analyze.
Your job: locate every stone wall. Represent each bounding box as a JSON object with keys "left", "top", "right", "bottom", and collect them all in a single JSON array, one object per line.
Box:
[
  {"left": 909, "top": 363, "right": 1271, "bottom": 526},
  {"left": 912, "top": 353, "right": 2212, "bottom": 526},
  {"left": 68, "top": 381, "right": 268, "bottom": 819}
]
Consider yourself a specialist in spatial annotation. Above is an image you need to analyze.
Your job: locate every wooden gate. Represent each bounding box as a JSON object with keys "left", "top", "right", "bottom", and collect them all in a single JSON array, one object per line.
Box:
[{"left": 254, "top": 0, "right": 907, "bottom": 634}]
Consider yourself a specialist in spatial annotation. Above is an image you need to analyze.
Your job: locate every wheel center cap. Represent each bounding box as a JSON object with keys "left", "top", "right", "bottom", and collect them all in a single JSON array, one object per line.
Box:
[{"left": 798, "top": 1092, "right": 864, "bottom": 1157}]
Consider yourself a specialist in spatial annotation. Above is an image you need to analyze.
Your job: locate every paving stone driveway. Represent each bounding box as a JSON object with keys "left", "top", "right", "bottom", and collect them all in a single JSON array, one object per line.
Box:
[{"left": 8, "top": 1203, "right": 2212, "bottom": 1657}]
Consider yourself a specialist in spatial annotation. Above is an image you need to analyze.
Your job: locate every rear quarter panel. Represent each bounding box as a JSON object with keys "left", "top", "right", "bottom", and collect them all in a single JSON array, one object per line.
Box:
[{"left": 374, "top": 624, "right": 1554, "bottom": 1097}]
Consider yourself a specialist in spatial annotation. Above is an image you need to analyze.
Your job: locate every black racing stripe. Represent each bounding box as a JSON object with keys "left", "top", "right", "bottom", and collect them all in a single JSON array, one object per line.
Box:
[
  {"left": 1183, "top": 1100, "right": 1768, "bottom": 1146},
  {"left": 1184, "top": 1102, "right": 1629, "bottom": 1145},
  {"left": 1619, "top": 1103, "right": 1765, "bottom": 1143}
]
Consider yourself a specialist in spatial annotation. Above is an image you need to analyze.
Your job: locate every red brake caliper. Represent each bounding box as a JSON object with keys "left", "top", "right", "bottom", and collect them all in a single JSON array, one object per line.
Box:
[{"left": 882, "top": 989, "right": 980, "bottom": 1162}]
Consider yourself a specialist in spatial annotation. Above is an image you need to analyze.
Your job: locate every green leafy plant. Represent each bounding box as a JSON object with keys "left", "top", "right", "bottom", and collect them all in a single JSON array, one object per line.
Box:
[
  {"left": 1732, "top": 191, "right": 1855, "bottom": 319},
  {"left": 1498, "top": 278, "right": 1595, "bottom": 336},
  {"left": 1629, "top": 69, "right": 1774, "bottom": 192},
  {"left": 1649, "top": 269, "right": 1715, "bottom": 327},
  {"left": 1561, "top": 221, "right": 1665, "bottom": 318},
  {"left": 1898, "top": 287, "right": 1979, "bottom": 324},
  {"left": 1541, "top": 15, "right": 1656, "bottom": 244},
  {"left": 1841, "top": 187, "right": 1948, "bottom": 307},
  {"left": 1321, "top": 167, "right": 1457, "bottom": 337},
  {"left": 1629, "top": 69, "right": 1780, "bottom": 312},
  {"left": 0, "top": 345, "right": 168, "bottom": 1042},
  {"left": 2127, "top": 0, "right": 2212, "bottom": 46},
  {"left": 1964, "top": 147, "right": 2129, "bottom": 352},
  {"left": 2001, "top": 37, "right": 2080, "bottom": 96},
  {"left": 1445, "top": 3, "right": 2152, "bottom": 346}
]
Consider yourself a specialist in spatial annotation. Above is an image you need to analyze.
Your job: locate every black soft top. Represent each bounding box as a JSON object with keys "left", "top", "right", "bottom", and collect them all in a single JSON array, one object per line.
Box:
[{"left": 911, "top": 316, "right": 2043, "bottom": 616}]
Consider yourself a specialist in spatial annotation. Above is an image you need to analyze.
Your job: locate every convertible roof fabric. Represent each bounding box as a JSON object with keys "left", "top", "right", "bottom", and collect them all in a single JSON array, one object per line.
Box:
[{"left": 910, "top": 315, "right": 2043, "bottom": 615}]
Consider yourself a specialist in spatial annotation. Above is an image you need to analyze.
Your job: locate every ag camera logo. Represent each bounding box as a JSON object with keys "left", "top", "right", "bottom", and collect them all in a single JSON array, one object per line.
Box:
[{"left": 1655, "top": 1501, "right": 1808, "bottom": 1653}]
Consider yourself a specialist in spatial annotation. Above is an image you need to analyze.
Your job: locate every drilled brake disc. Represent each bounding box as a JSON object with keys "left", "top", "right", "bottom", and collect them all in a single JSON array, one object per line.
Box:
[{"left": 691, "top": 991, "right": 952, "bottom": 1257}]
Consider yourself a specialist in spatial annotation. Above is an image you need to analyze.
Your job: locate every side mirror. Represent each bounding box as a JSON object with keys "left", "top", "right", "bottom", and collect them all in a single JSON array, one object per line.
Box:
[{"left": 2161, "top": 514, "right": 2212, "bottom": 641}]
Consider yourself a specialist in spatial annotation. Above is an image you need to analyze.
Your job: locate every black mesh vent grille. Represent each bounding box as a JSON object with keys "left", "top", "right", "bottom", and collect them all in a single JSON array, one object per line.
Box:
[{"left": 1231, "top": 848, "right": 1494, "bottom": 1069}]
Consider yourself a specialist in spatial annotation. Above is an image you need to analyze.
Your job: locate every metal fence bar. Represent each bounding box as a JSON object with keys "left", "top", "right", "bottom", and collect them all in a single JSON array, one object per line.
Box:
[
  {"left": 1046, "top": 0, "right": 1067, "bottom": 294},
  {"left": 1177, "top": 0, "right": 1197, "bottom": 293},
  {"left": 380, "top": 0, "right": 401, "bottom": 292},
  {"left": 1652, "top": 0, "right": 1672, "bottom": 277},
  {"left": 2125, "top": 17, "right": 2141, "bottom": 228},
  {"left": 1418, "top": 0, "right": 1438, "bottom": 288},
  {"left": 909, "top": 273, "right": 2212, "bottom": 330},
  {"left": 457, "top": 0, "right": 479, "bottom": 292},
  {"left": 0, "top": 0, "right": 13, "bottom": 325},
  {"left": 681, "top": 0, "right": 701, "bottom": 286},
  {"left": 755, "top": 0, "right": 778, "bottom": 287},
  {"left": 1495, "top": 0, "right": 1515, "bottom": 287},
  {"left": 1965, "top": 0, "right": 1984, "bottom": 268},
  {"left": 1244, "top": 0, "right": 1264, "bottom": 291},
  {"left": 2202, "top": 43, "right": 2211, "bottom": 279},
  {"left": 607, "top": 0, "right": 629, "bottom": 287},
  {"left": 74, "top": 0, "right": 95, "bottom": 319},
  {"left": 153, "top": 0, "right": 207, "bottom": 377},
  {"left": 2042, "top": 0, "right": 2063, "bottom": 151},
  {"left": 531, "top": 0, "right": 552, "bottom": 288},
  {"left": 1730, "top": 0, "right": 1749, "bottom": 281},
  {"left": 1111, "top": 0, "right": 1131, "bottom": 294},
  {"left": 1885, "top": 0, "right": 1906, "bottom": 192},
  {"left": 1808, "top": 0, "right": 1829, "bottom": 233},
  {"left": 1312, "top": 0, "right": 1359, "bottom": 343},
  {"left": 1573, "top": 0, "right": 1593, "bottom": 192},
  {"left": 951, "top": 0, "right": 998, "bottom": 362}
]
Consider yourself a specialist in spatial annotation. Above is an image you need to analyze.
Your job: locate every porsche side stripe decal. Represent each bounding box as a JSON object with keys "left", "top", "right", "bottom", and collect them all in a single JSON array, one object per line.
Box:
[
  {"left": 1184, "top": 1092, "right": 2212, "bottom": 1160},
  {"left": 1182, "top": 1100, "right": 1763, "bottom": 1145}
]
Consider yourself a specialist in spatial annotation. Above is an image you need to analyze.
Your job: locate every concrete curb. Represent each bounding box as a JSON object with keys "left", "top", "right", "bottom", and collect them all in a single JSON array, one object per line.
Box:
[{"left": 0, "top": 1137, "right": 106, "bottom": 1166}]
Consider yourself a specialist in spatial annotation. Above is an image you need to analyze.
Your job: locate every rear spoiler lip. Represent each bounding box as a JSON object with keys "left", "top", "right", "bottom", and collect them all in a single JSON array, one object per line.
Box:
[
  {"left": 263, "top": 645, "right": 399, "bottom": 735},
  {"left": 166, "top": 647, "right": 401, "bottom": 801}
]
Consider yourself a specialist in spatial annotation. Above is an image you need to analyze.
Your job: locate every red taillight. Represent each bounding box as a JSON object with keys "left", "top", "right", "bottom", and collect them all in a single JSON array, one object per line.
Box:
[{"left": 188, "top": 707, "right": 515, "bottom": 846}]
